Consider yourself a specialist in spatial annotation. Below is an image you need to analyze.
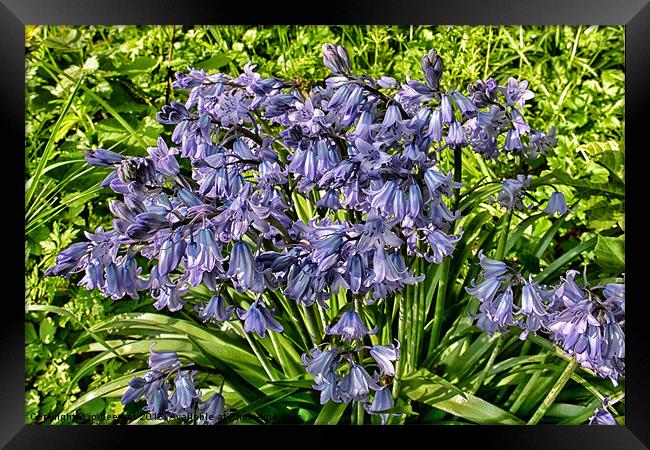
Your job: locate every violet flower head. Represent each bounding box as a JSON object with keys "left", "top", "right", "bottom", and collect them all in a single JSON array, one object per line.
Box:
[
  {"left": 544, "top": 191, "right": 569, "bottom": 216},
  {"left": 337, "top": 363, "right": 381, "bottom": 403},
  {"left": 365, "top": 386, "right": 398, "bottom": 425},
  {"left": 168, "top": 370, "right": 200, "bottom": 416},
  {"left": 148, "top": 341, "right": 180, "bottom": 372},
  {"left": 195, "top": 294, "right": 235, "bottom": 322},
  {"left": 325, "top": 309, "right": 378, "bottom": 341},
  {"left": 368, "top": 342, "right": 400, "bottom": 376},
  {"left": 236, "top": 300, "right": 284, "bottom": 338},
  {"left": 589, "top": 398, "right": 617, "bottom": 425}
]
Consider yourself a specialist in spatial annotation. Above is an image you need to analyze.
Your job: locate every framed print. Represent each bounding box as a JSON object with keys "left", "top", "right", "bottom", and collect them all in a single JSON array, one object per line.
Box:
[{"left": 8, "top": 0, "right": 649, "bottom": 448}]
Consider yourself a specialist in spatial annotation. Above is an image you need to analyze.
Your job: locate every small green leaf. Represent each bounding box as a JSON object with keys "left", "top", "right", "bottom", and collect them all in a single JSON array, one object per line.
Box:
[
  {"left": 594, "top": 235, "right": 625, "bottom": 272},
  {"left": 116, "top": 56, "right": 159, "bottom": 74},
  {"left": 195, "top": 54, "right": 230, "bottom": 71}
]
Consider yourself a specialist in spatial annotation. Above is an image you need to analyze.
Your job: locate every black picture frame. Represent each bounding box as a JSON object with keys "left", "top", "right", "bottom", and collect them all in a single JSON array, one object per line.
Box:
[{"left": 8, "top": 1, "right": 649, "bottom": 448}]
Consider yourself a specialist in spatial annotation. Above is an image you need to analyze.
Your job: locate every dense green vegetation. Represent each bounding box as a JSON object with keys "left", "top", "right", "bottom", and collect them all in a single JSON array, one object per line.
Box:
[{"left": 25, "top": 25, "right": 624, "bottom": 425}]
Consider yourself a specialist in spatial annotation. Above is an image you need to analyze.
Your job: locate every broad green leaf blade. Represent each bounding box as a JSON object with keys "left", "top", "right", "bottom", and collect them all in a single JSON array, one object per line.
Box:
[
  {"left": 400, "top": 374, "right": 524, "bottom": 424},
  {"left": 594, "top": 235, "right": 625, "bottom": 272},
  {"left": 314, "top": 401, "right": 348, "bottom": 425}
]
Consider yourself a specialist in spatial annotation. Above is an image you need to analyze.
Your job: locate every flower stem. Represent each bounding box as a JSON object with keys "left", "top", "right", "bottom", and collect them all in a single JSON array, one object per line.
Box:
[
  {"left": 470, "top": 334, "right": 503, "bottom": 395},
  {"left": 356, "top": 400, "right": 364, "bottom": 425},
  {"left": 453, "top": 145, "right": 463, "bottom": 210},
  {"left": 237, "top": 324, "right": 277, "bottom": 382},
  {"left": 301, "top": 305, "right": 322, "bottom": 347},
  {"left": 527, "top": 359, "right": 577, "bottom": 424},
  {"left": 392, "top": 292, "right": 407, "bottom": 398}
]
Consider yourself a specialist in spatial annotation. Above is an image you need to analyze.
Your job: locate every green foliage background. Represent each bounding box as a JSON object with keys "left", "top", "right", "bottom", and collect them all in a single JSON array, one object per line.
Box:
[{"left": 25, "top": 25, "right": 624, "bottom": 424}]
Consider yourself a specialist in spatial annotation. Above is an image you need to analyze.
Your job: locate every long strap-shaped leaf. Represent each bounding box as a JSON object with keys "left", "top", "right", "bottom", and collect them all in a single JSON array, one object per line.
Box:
[{"left": 400, "top": 369, "right": 524, "bottom": 425}]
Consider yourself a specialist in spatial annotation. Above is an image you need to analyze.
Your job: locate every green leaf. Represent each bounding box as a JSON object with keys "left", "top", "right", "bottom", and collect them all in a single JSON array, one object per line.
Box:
[
  {"left": 551, "top": 170, "right": 624, "bottom": 199},
  {"left": 594, "top": 235, "right": 625, "bottom": 272},
  {"left": 314, "top": 401, "right": 348, "bottom": 425},
  {"left": 585, "top": 199, "right": 624, "bottom": 231},
  {"left": 79, "top": 398, "right": 106, "bottom": 416},
  {"left": 536, "top": 237, "right": 597, "bottom": 283},
  {"left": 195, "top": 54, "right": 230, "bottom": 71},
  {"left": 400, "top": 371, "right": 523, "bottom": 424},
  {"left": 116, "top": 56, "right": 159, "bottom": 74}
]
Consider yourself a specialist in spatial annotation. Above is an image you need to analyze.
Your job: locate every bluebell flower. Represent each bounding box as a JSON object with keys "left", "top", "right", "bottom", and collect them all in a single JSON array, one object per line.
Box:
[
  {"left": 84, "top": 149, "right": 125, "bottom": 167},
  {"left": 504, "top": 127, "right": 523, "bottom": 151},
  {"left": 121, "top": 372, "right": 155, "bottom": 405},
  {"left": 368, "top": 342, "right": 399, "bottom": 376},
  {"left": 317, "top": 189, "right": 341, "bottom": 210},
  {"left": 427, "top": 109, "right": 443, "bottom": 141},
  {"left": 44, "top": 242, "right": 90, "bottom": 277},
  {"left": 301, "top": 346, "right": 341, "bottom": 382},
  {"left": 499, "top": 77, "right": 534, "bottom": 109},
  {"left": 589, "top": 399, "right": 617, "bottom": 425},
  {"left": 492, "top": 174, "right": 531, "bottom": 210},
  {"left": 313, "top": 369, "right": 341, "bottom": 405},
  {"left": 423, "top": 168, "right": 463, "bottom": 198},
  {"left": 520, "top": 276, "right": 548, "bottom": 317},
  {"left": 544, "top": 191, "right": 569, "bottom": 216},
  {"left": 451, "top": 91, "right": 477, "bottom": 116},
  {"left": 322, "top": 43, "right": 351, "bottom": 75},
  {"left": 126, "top": 212, "right": 169, "bottom": 240},
  {"left": 337, "top": 364, "right": 381, "bottom": 403},
  {"left": 467, "top": 78, "right": 499, "bottom": 107},
  {"left": 147, "top": 137, "right": 180, "bottom": 177},
  {"left": 477, "top": 250, "right": 507, "bottom": 278},
  {"left": 440, "top": 95, "right": 454, "bottom": 123},
  {"left": 169, "top": 370, "right": 199, "bottom": 416},
  {"left": 365, "top": 386, "right": 397, "bottom": 425},
  {"left": 526, "top": 127, "right": 557, "bottom": 158},
  {"left": 226, "top": 241, "right": 265, "bottom": 293},
  {"left": 195, "top": 294, "right": 235, "bottom": 322},
  {"left": 421, "top": 48, "right": 444, "bottom": 91},
  {"left": 396, "top": 80, "right": 435, "bottom": 109},
  {"left": 157, "top": 232, "right": 186, "bottom": 277},
  {"left": 377, "top": 76, "right": 397, "bottom": 89},
  {"left": 326, "top": 309, "right": 377, "bottom": 341},
  {"left": 552, "top": 270, "right": 585, "bottom": 307},
  {"left": 472, "top": 303, "right": 500, "bottom": 336},
  {"left": 236, "top": 300, "right": 284, "bottom": 338},
  {"left": 199, "top": 393, "right": 226, "bottom": 425},
  {"left": 490, "top": 285, "right": 516, "bottom": 327},
  {"left": 143, "top": 381, "right": 170, "bottom": 420},
  {"left": 152, "top": 284, "right": 188, "bottom": 312},
  {"left": 346, "top": 254, "right": 367, "bottom": 293},
  {"left": 148, "top": 341, "right": 180, "bottom": 371},
  {"left": 156, "top": 101, "right": 190, "bottom": 125},
  {"left": 447, "top": 121, "right": 467, "bottom": 147},
  {"left": 423, "top": 228, "right": 460, "bottom": 264},
  {"left": 466, "top": 276, "right": 502, "bottom": 305}
]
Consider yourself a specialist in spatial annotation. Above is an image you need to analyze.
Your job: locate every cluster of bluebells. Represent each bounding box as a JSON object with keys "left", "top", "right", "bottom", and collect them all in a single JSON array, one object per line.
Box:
[
  {"left": 45, "top": 43, "right": 563, "bottom": 419},
  {"left": 467, "top": 252, "right": 625, "bottom": 385},
  {"left": 301, "top": 309, "right": 399, "bottom": 424},
  {"left": 121, "top": 342, "right": 226, "bottom": 424},
  {"left": 46, "top": 42, "right": 556, "bottom": 325}
]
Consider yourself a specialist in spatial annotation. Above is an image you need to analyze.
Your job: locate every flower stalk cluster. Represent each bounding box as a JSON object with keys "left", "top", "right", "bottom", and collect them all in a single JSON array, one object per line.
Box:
[
  {"left": 467, "top": 253, "right": 625, "bottom": 385},
  {"left": 121, "top": 343, "right": 226, "bottom": 424}
]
